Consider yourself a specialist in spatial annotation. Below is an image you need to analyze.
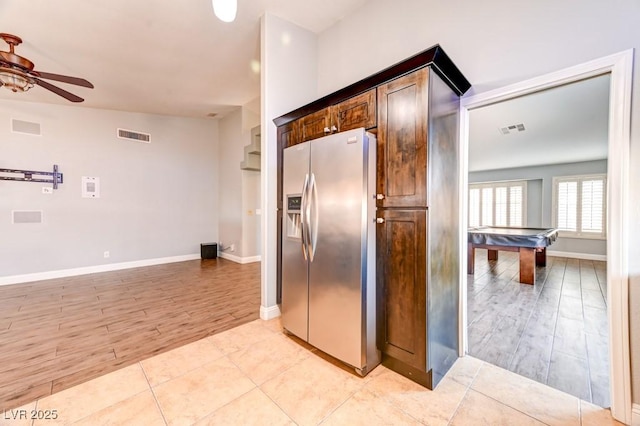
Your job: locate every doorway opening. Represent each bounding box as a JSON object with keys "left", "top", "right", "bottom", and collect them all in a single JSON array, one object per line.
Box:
[{"left": 458, "top": 50, "right": 633, "bottom": 423}]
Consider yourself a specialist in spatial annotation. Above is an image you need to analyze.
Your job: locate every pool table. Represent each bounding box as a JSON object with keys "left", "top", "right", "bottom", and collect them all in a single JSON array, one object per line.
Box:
[{"left": 467, "top": 226, "right": 558, "bottom": 285}]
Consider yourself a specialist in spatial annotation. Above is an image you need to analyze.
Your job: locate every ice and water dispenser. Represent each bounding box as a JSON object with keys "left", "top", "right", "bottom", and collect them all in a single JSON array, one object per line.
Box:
[{"left": 286, "top": 194, "right": 302, "bottom": 239}]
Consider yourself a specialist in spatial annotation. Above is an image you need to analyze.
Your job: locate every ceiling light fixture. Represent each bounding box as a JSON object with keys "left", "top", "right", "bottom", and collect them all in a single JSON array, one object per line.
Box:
[
  {"left": 0, "top": 66, "right": 34, "bottom": 92},
  {"left": 212, "top": 0, "right": 237, "bottom": 23}
]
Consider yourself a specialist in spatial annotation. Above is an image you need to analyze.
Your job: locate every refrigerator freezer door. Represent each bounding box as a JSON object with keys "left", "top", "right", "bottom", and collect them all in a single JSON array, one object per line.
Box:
[
  {"left": 308, "top": 129, "right": 370, "bottom": 368},
  {"left": 282, "top": 142, "right": 311, "bottom": 341}
]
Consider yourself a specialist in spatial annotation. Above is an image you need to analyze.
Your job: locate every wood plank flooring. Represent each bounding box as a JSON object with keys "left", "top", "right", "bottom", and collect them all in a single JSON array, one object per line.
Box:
[
  {"left": 467, "top": 249, "right": 609, "bottom": 407},
  {"left": 0, "top": 258, "right": 261, "bottom": 411}
]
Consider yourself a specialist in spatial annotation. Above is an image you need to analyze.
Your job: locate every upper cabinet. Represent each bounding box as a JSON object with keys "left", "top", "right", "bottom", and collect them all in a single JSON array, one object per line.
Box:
[
  {"left": 376, "top": 68, "right": 429, "bottom": 209},
  {"left": 298, "top": 108, "right": 331, "bottom": 142},
  {"left": 286, "top": 89, "right": 377, "bottom": 147},
  {"left": 277, "top": 120, "right": 299, "bottom": 150},
  {"left": 331, "top": 89, "right": 376, "bottom": 133}
]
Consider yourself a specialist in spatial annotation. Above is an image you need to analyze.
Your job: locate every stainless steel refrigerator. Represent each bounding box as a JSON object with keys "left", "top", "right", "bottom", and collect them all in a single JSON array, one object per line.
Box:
[{"left": 281, "top": 127, "right": 379, "bottom": 375}]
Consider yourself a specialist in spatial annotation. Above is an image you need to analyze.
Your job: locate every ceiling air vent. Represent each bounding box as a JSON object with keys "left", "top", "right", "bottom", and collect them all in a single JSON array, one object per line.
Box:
[
  {"left": 12, "top": 119, "right": 41, "bottom": 136},
  {"left": 499, "top": 123, "right": 526, "bottom": 135},
  {"left": 117, "top": 128, "right": 151, "bottom": 143}
]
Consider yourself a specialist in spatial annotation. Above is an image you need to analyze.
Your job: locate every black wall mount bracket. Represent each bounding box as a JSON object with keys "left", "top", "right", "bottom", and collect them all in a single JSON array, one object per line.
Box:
[{"left": 0, "top": 164, "right": 64, "bottom": 189}]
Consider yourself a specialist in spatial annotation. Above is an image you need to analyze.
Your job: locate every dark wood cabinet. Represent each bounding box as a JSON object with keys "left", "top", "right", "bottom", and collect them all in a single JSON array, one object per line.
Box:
[
  {"left": 298, "top": 108, "right": 331, "bottom": 142},
  {"left": 274, "top": 44, "right": 470, "bottom": 389},
  {"left": 296, "top": 89, "right": 377, "bottom": 144},
  {"left": 377, "top": 69, "right": 429, "bottom": 209},
  {"left": 331, "top": 89, "right": 376, "bottom": 132},
  {"left": 376, "top": 66, "right": 462, "bottom": 389},
  {"left": 376, "top": 209, "right": 427, "bottom": 374},
  {"left": 278, "top": 120, "right": 299, "bottom": 148}
]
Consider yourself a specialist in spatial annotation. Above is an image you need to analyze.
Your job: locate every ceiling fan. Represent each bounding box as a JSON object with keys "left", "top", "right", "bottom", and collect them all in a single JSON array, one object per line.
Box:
[{"left": 0, "top": 33, "right": 93, "bottom": 103}]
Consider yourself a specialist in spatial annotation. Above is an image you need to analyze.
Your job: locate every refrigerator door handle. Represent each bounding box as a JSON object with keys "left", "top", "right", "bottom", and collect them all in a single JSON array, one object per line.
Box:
[
  {"left": 300, "top": 173, "right": 310, "bottom": 260},
  {"left": 308, "top": 173, "right": 318, "bottom": 262}
]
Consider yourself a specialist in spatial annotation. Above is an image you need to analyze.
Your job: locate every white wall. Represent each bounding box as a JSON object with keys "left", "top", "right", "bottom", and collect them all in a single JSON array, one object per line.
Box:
[
  {"left": 0, "top": 99, "right": 218, "bottom": 278},
  {"left": 317, "top": 0, "right": 640, "bottom": 407},
  {"left": 218, "top": 109, "right": 243, "bottom": 257},
  {"left": 261, "top": 13, "right": 319, "bottom": 317},
  {"left": 217, "top": 103, "right": 261, "bottom": 260},
  {"left": 242, "top": 169, "right": 261, "bottom": 257},
  {"left": 242, "top": 102, "right": 261, "bottom": 259}
]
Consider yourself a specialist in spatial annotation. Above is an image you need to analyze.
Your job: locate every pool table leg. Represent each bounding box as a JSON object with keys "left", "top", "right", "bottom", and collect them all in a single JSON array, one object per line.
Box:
[
  {"left": 467, "top": 243, "right": 475, "bottom": 274},
  {"left": 536, "top": 247, "right": 547, "bottom": 266},
  {"left": 487, "top": 249, "right": 498, "bottom": 261},
  {"left": 519, "top": 247, "right": 535, "bottom": 284}
]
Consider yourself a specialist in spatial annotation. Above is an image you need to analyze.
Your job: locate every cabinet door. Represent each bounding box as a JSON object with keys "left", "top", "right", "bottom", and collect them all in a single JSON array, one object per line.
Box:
[
  {"left": 331, "top": 89, "right": 376, "bottom": 132},
  {"left": 278, "top": 120, "right": 300, "bottom": 148},
  {"left": 377, "top": 209, "right": 427, "bottom": 370},
  {"left": 299, "top": 108, "right": 331, "bottom": 142},
  {"left": 377, "top": 68, "right": 429, "bottom": 208}
]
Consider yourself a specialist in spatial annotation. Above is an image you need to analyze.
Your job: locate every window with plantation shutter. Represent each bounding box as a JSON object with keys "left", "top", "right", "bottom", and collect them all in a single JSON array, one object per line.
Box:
[
  {"left": 468, "top": 181, "right": 527, "bottom": 228},
  {"left": 553, "top": 174, "right": 606, "bottom": 238}
]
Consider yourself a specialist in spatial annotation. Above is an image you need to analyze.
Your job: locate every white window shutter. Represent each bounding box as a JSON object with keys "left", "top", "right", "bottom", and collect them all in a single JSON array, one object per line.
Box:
[
  {"left": 509, "top": 185, "right": 523, "bottom": 226},
  {"left": 469, "top": 188, "right": 480, "bottom": 227},
  {"left": 581, "top": 179, "right": 604, "bottom": 233},
  {"left": 481, "top": 188, "right": 493, "bottom": 226},
  {"left": 495, "top": 187, "right": 507, "bottom": 226},
  {"left": 557, "top": 181, "right": 578, "bottom": 231}
]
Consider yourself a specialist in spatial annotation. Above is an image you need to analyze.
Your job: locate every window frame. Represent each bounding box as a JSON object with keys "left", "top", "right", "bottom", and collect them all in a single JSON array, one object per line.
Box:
[
  {"left": 552, "top": 173, "right": 607, "bottom": 239},
  {"left": 468, "top": 180, "right": 528, "bottom": 228}
]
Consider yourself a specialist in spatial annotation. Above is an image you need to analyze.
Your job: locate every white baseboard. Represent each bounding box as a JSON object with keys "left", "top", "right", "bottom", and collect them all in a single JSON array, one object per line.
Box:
[
  {"left": 632, "top": 404, "right": 640, "bottom": 426},
  {"left": 547, "top": 250, "right": 607, "bottom": 262},
  {"left": 260, "top": 304, "right": 281, "bottom": 320},
  {"left": 0, "top": 254, "right": 201, "bottom": 286},
  {"left": 219, "top": 252, "right": 261, "bottom": 264}
]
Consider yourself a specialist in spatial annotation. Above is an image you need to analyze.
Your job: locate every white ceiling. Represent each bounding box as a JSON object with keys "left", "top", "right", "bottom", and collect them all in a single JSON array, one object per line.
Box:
[
  {"left": 2, "top": 1, "right": 611, "bottom": 165},
  {"left": 468, "top": 74, "right": 610, "bottom": 172},
  {"left": 0, "top": 0, "right": 367, "bottom": 118}
]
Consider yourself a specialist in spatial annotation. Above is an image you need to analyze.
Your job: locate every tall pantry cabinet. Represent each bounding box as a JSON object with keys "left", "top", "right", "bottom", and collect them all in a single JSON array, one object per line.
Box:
[
  {"left": 376, "top": 66, "right": 463, "bottom": 388},
  {"left": 274, "top": 45, "right": 470, "bottom": 389}
]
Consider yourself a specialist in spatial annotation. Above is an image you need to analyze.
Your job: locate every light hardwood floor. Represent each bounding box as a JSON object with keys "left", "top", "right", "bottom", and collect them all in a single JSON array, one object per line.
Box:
[
  {"left": 0, "top": 258, "right": 260, "bottom": 411},
  {"left": 467, "top": 250, "right": 609, "bottom": 407}
]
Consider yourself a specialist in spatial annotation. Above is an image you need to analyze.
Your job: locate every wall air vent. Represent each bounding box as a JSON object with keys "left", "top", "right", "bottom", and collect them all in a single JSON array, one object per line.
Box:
[
  {"left": 117, "top": 128, "right": 151, "bottom": 143},
  {"left": 499, "top": 123, "right": 526, "bottom": 135},
  {"left": 12, "top": 119, "right": 41, "bottom": 136},
  {"left": 12, "top": 210, "right": 43, "bottom": 224}
]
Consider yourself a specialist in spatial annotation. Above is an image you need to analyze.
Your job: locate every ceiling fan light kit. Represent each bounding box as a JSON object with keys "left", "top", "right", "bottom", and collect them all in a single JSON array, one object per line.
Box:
[
  {"left": 0, "top": 32, "right": 93, "bottom": 102},
  {"left": 0, "top": 66, "right": 34, "bottom": 92},
  {"left": 212, "top": 0, "right": 237, "bottom": 22}
]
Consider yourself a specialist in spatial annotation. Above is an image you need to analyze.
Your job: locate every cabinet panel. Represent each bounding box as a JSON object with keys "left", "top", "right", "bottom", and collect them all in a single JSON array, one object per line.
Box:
[
  {"left": 377, "top": 68, "right": 429, "bottom": 208},
  {"left": 278, "top": 120, "right": 300, "bottom": 148},
  {"left": 332, "top": 89, "right": 376, "bottom": 132},
  {"left": 299, "top": 108, "right": 331, "bottom": 142},
  {"left": 377, "top": 209, "right": 427, "bottom": 370}
]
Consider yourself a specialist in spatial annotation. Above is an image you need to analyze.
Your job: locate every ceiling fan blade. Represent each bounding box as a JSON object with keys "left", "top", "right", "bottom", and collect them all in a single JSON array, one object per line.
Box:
[
  {"left": 34, "top": 71, "right": 94, "bottom": 88},
  {"left": 34, "top": 78, "right": 84, "bottom": 102}
]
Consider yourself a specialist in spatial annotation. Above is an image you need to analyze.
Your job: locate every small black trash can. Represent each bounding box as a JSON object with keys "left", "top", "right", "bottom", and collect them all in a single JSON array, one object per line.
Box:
[{"left": 200, "top": 243, "right": 218, "bottom": 259}]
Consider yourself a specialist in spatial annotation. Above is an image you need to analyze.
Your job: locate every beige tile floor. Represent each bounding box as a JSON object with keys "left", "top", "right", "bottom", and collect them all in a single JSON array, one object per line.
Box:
[{"left": 2, "top": 318, "right": 622, "bottom": 426}]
